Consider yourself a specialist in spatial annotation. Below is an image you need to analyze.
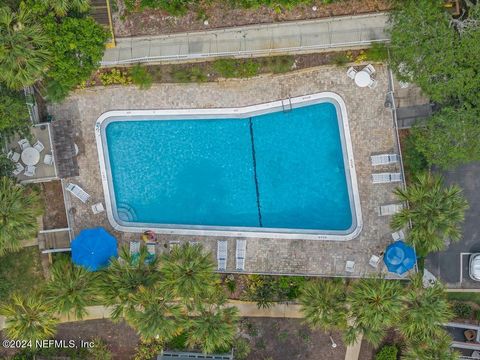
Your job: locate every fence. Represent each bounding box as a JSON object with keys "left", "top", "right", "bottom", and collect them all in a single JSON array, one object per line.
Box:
[{"left": 102, "top": 14, "right": 389, "bottom": 66}]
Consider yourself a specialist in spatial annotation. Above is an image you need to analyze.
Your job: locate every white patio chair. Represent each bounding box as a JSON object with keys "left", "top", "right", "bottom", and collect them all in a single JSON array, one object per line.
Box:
[
  {"left": 217, "top": 240, "right": 228, "bottom": 271},
  {"left": 129, "top": 241, "right": 140, "bottom": 256},
  {"left": 372, "top": 172, "right": 402, "bottom": 184},
  {"left": 368, "top": 79, "right": 378, "bottom": 89},
  {"left": 146, "top": 242, "right": 156, "bottom": 258},
  {"left": 363, "top": 64, "right": 376, "bottom": 75},
  {"left": 369, "top": 255, "right": 381, "bottom": 268},
  {"left": 345, "top": 260, "right": 355, "bottom": 273},
  {"left": 12, "top": 162, "right": 24, "bottom": 176},
  {"left": 236, "top": 239, "right": 246, "bottom": 271},
  {"left": 392, "top": 230, "right": 405, "bottom": 241},
  {"left": 24, "top": 165, "right": 36, "bottom": 177},
  {"left": 91, "top": 202, "right": 105, "bottom": 214},
  {"left": 18, "top": 138, "right": 30, "bottom": 150},
  {"left": 346, "top": 67, "right": 357, "bottom": 80},
  {"left": 33, "top": 140, "right": 44, "bottom": 153},
  {"left": 7, "top": 150, "right": 20, "bottom": 163},
  {"left": 66, "top": 183, "right": 91, "bottom": 203},
  {"left": 371, "top": 154, "right": 399, "bottom": 166},
  {"left": 43, "top": 153, "right": 54, "bottom": 166},
  {"left": 379, "top": 203, "right": 404, "bottom": 216}
]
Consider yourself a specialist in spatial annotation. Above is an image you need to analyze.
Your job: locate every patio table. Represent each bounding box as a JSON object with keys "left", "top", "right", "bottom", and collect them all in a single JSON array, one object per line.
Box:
[
  {"left": 21, "top": 147, "right": 40, "bottom": 166},
  {"left": 354, "top": 70, "right": 371, "bottom": 88}
]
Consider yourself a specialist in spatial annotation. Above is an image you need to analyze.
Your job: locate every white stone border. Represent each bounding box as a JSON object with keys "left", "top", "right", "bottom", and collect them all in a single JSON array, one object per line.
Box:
[{"left": 95, "top": 92, "right": 363, "bottom": 241}]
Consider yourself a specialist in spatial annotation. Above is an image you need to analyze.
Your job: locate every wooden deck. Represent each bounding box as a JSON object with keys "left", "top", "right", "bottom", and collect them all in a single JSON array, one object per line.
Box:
[{"left": 90, "top": 0, "right": 115, "bottom": 47}]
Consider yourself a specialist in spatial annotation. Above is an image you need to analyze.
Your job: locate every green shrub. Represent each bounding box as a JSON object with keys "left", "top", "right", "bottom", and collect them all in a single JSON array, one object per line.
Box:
[
  {"left": 0, "top": 154, "right": 15, "bottom": 178},
  {"left": 213, "top": 59, "right": 259, "bottom": 78},
  {"left": 375, "top": 344, "right": 398, "bottom": 360},
  {"left": 366, "top": 43, "right": 389, "bottom": 62},
  {"left": 264, "top": 56, "right": 294, "bottom": 74},
  {"left": 332, "top": 53, "right": 350, "bottom": 66},
  {"left": 452, "top": 301, "right": 473, "bottom": 319},
  {"left": 133, "top": 339, "right": 163, "bottom": 360},
  {"left": 402, "top": 131, "right": 429, "bottom": 177},
  {"left": 171, "top": 67, "right": 207, "bottom": 83},
  {"left": 476, "top": 309, "right": 480, "bottom": 321},
  {"left": 225, "top": 274, "right": 237, "bottom": 293},
  {"left": 100, "top": 69, "right": 132, "bottom": 86},
  {"left": 129, "top": 64, "right": 153, "bottom": 89},
  {"left": 233, "top": 337, "right": 251, "bottom": 360}
]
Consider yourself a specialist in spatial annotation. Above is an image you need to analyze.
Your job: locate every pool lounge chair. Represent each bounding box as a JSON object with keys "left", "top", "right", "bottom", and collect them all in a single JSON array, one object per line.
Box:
[
  {"left": 217, "top": 240, "right": 227, "bottom": 271},
  {"left": 236, "top": 239, "right": 246, "bottom": 271},
  {"left": 7, "top": 150, "right": 20, "bottom": 163},
  {"left": 372, "top": 172, "right": 402, "bottom": 184},
  {"left": 371, "top": 154, "right": 399, "bottom": 166},
  {"left": 33, "top": 140, "right": 44, "bottom": 153},
  {"left": 346, "top": 67, "right": 357, "bottom": 80},
  {"left": 66, "top": 183, "right": 91, "bottom": 203},
  {"left": 18, "top": 138, "right": 30, "bottom": 150},
  {"left": 129, "top": 241, "right": 141, "bottom": 256},
  {"left": 24, "top": 165, "right": 36, "bottom": 177},
  {"left": 379, "top": 203, "right": 404, "bottom": 216},
  {"left": 392, "top": 230, "right": 405, "bottom": 241},
  {"left": 146, "top": 242, "right": 156, "bottom": 263},
  {"left": 12, "top": 163, "right": 24, "bottom": 176}
]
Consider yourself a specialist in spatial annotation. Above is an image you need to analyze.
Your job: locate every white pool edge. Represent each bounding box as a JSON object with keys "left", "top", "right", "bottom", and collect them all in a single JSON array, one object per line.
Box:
[{"left": 95, "top": 91, "right": 363, "bottom": 241}]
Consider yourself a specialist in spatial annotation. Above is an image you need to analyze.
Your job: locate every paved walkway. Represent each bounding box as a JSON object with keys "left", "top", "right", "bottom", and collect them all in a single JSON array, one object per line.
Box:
[
  {"left": 102, "top": 13, "right": 389, "bottom": 65},
  {"left": 0, "top": 301, "right": 363, "bottom": 360}
]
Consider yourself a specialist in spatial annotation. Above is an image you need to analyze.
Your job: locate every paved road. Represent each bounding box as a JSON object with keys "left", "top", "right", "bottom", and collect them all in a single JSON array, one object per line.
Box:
[
  {"left": 102, "top": 13, "right": 389, "bottom": 65},
  {"left": 426, "top": 162, "right": 480, "bottom": 288}
]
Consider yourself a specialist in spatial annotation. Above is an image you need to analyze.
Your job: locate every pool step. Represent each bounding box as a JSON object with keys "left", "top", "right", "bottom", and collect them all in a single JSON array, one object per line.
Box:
[{"left": 117, "top": 203, "right": 137, "bottom": 222}]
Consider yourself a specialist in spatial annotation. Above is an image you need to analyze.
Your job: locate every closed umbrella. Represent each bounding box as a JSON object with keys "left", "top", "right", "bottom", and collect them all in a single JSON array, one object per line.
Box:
[{"left": 71, "top": 227, "right": 118, "bottom": 271}]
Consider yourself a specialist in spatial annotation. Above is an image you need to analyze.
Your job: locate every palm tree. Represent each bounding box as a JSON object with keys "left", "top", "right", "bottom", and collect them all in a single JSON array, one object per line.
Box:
[
  {"left": 299, "top": 278, "right": 348, "bottom": 332},
  {"left": 346, "top": 278, "right": 403, "bottom": 347},
  {"left": 41, "top": 0, "right": 90, "bottom": 17},
  {"left": 98, "top": 246, "right": 160, "bottom": 320},
  {"left": 159, "top": 243, "right": 219, "bottom": 307},
  {"left": 0, "top": 177, "right": 43, "bottom": 256},
  {"left": 126, "top": 286, "right": 184, "bottom": 341},
  {"left": 0, "top": 5, "right": 50, "bottom": 90},
  {"left": 403, "top": 329, "right": 460, "bottom": 360},
  {"left": 391, "top": 173, "right": 468, "bottom": 257},
  {"left": 0, "top": 293, "right": 57, "bottom": 341},
  {"left": 43, "top": 256, "right": 99, "bottom": 319},
  {"left": 399, "top": 274, "right": 453, "bottom": 344},
  {"left": 185, "top": 305, "right": 239, "bottom": 354}
]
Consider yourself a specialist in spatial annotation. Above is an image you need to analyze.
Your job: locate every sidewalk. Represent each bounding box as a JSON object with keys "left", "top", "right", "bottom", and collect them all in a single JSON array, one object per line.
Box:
[
  {"left": 102, "top": 13, "right": 389, "bottom": 65},
  {"left": 0, "top": 301, "right": 363, "bottom": 360}
]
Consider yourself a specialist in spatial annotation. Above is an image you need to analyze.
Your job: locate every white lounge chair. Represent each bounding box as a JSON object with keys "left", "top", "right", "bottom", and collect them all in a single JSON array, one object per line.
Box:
[
  {"left": 130, "top": 241, "right": 140, "bottom": 256},
  {"left": 392, "top": 230, "right": 405, "bottom": 241},
  {"left": 368, "top": 78, "right": 378, "bottom": 89},
  {"left": 12, "top": 162, "right": 24, "bottom": 176},
  {"left": 33, "top": 140, "right": 44, "bottom": 153},
  {"left": 66, "top": 183, "right": 91, "bottom": 203},
  {"left": 346, "top": 67, "right": 357, "bottom": 80},
  {"left": 371, "top": 154, "right": 399, "bottom": 166},
  {"left": 18, "top": 139, "right": 30, "bottom": 150},
  {"left": 369, "top": 255, "right": 381, "bottom": 268},
  {"left": 43, "top": 153, "right": 54, "bottom": 166},
  {"left": 379, "top": 203, "right": 404, "bottom": 216},
  {"left": 24, "top": 165, "right": 36, "bottom": 177},
  {"left": 345, "top": 260, "right": 355, "bottom": 273},
  {"left": 372, "top": 172, "right": 402, "bottom": 184},
  {"left": 363, "top": 64, "right": 376, "bottom": 75},
  {"left": 146, "top": 242, "right": 156, "bottom": 259},
  {"left": 7, "top": 150, "right": 20, "bottom": 163},
  {"left": 236, "top": 239, "right": 246, "bottom": 271},
  {"left": 91, "top": 202, "right": 105, "bottom": 214},
  {"left": 217, "top": 240, "right": 227, "bottom": 271}
]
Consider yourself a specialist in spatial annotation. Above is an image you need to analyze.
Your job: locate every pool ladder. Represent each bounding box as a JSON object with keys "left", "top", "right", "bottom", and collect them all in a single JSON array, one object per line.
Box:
[{"left": 281, "top": 97, "right": 293, "bottom": 113}]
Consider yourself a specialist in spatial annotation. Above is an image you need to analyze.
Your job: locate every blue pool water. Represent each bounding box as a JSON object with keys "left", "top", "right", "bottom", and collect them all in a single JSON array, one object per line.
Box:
[{"left": 105, "top": 102, "right": 353, "bottom": 231}]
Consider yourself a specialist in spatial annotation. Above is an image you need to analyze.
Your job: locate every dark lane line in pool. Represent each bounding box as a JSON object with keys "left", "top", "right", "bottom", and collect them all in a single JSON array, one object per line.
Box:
[{"left": 248, "top": 117, "right": 263, "bottom": 227}]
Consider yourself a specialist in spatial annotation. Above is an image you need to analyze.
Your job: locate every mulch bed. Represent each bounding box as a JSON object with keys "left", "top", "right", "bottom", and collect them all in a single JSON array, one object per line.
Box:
[
  {"left": 41, "top": 180, "right": 68, "bottom": 230},
  {"left": 113, "top": 0, "right": 391, "bottom": 37}
]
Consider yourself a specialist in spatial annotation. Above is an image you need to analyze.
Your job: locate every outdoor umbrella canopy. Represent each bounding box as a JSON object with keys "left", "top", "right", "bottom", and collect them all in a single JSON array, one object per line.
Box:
[
  {"left": 71, "top": 227, "right": 118, "bottom": 271},
  {"left": 384, "top": 240, "right": 416, "bottom": 275}
]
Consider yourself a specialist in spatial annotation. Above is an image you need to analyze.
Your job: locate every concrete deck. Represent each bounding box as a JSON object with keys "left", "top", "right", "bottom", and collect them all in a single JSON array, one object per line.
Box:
[{"left": 48, "top": 65, "right": 404, "bottom": 278}]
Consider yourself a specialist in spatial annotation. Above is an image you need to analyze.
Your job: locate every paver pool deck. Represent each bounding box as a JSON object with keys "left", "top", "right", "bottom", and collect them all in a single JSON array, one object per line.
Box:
[{"left": 48, "top": 64, "right": 403, "bottom": 278}]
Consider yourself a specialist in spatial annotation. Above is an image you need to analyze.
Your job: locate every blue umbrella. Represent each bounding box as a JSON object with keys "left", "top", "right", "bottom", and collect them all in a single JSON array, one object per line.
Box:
[
  {"left": 71, "top": 227, "right": 118, "bottom": 271},
  {"left": 384, "top": 240, "right": 416, "bottom": 275}
]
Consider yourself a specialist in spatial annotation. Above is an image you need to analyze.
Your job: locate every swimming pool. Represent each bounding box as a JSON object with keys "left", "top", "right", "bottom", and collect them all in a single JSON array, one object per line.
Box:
[{"left": 95, "top": 92, "right": 362, "bottom": 240}]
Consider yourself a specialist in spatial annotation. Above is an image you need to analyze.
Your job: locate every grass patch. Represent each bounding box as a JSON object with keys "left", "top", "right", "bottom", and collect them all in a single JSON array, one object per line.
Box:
[
  {"left": 213, "top": 59, "right": 260, "bottom": 78},
  {"left": 0, "top": 247, "right": 45, "bottom": 304},
  {"left": 447, "top": 292, "right": 480, "bottom": 306},
  {"left": 261, "top": 56, "right": 294, "bottom": 74},
  {"left": 171, "top": 67, "right": 208, "bottom": 83}
]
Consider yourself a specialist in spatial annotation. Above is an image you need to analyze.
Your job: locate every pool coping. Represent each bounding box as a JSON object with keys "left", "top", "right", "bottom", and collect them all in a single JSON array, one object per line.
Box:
[{"left": 95, "top": 91, "right": 363, "bottom": 241}]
